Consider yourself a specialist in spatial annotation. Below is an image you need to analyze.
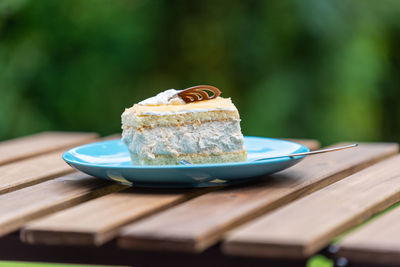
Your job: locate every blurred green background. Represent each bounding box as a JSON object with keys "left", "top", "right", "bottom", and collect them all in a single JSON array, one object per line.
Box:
[{"left": 1, "top": 0, "right": 400, "bottom": 145}]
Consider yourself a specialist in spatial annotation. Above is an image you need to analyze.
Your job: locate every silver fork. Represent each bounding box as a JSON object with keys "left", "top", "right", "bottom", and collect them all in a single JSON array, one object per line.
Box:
[{"left": 178, "top": 143, "right": 358, "bottom": 165}]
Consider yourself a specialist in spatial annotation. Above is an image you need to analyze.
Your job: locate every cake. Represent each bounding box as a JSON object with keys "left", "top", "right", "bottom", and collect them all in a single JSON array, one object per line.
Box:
[{"left": 121, "top": 85, "right": 246, "bottom": 165}]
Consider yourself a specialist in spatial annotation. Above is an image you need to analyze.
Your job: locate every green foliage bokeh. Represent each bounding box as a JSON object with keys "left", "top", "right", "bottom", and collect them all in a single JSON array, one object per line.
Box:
[{"left": 1, "top": 0, "right": 400, "bottom": 145}]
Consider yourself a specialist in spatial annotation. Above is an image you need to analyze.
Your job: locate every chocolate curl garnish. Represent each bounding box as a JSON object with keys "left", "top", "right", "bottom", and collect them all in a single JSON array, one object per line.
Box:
[{"left": 177, "top": 85, "right": 221, "bottom": 103}]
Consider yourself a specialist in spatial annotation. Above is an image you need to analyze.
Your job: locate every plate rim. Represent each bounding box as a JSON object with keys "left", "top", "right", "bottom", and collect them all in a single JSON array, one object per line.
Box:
[{"left": 62, "top": 136, "right": 309, "bottom": 169}]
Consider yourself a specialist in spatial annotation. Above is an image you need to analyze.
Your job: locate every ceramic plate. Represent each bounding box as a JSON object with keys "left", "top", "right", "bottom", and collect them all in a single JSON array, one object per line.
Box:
[{"left": 63, "top": 136, "right": 309, "bottom": 188}]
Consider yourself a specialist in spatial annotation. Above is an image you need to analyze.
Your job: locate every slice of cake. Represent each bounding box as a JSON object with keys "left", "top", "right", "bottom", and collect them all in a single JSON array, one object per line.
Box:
[{"left": 121, "top": 85, "right": 246, "bottom": 165}]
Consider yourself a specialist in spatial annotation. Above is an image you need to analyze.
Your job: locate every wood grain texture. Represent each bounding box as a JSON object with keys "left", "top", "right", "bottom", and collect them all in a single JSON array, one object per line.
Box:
[
  {"left": 21, "top": 188, "right": 211, "bottom": 246},
  {"left": 0, "top": 172, "right": 127, "bottom": 238},
  {"left": 0, "top": 150, "right": 76, "bottom": 194},
  {"left": 0, "top": 131, "right": 98, "bottom": 166},
  {"left": 0, "top": 133, "right": 121, "bottom": 195},
  {"left": 223, "top": 154, "right": 400, "bottom": 259},
  {"left": 338, "top": 205, "right": 400, "bottom": 265},
  {"left": 117, "top": 143, "right": 398, "bottom": 252}
]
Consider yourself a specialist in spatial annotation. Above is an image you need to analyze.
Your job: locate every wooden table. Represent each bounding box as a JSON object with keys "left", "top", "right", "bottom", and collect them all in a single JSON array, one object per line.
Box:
[{"left": 1, "top": 131, "right": 400, "bottom": 267}]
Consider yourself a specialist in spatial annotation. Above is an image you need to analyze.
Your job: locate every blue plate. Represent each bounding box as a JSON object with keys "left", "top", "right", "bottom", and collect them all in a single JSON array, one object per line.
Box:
[{"left": 63, "top": 136, "right": 308, "bottom": 188}]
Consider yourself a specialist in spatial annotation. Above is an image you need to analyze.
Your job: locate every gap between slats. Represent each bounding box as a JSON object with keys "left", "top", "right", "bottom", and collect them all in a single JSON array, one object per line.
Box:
[
  {"left": 0, "top": 133, "right": 117, "bottom": 195},
  {"left": 0, "top": 172, "right": 128, "bottom": 237},
  {"left": 336, "top": 202, "right": 400, "bottom": 265},
  {"left": 223, "top": 153, "right": 400, "bottom": 259},
  {"left": 105, "top": 142, "right": 399, "bottom": 253},
  {"left": 0, "top": 131, "right": 98, "bottom": 166}
]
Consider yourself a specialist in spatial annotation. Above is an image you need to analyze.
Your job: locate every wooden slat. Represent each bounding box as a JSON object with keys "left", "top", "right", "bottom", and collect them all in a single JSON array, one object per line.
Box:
[
  {"left": 101, "top": 134, "right": 121, "bottom": 140},
  {"left": 117, "top": 143, "right": 398, "bottom": 252},
  {"left": 223, "top": 154, "right": 400, "bottom": 259},
  {"left": 337, "top": 205, "right": 400, "bottom": 265},
  {"left": 19, "top": 138, "right": 318, "bottom": 246},
  {"left": 0, "top": 133, "right": 121, "bottom": 195},
  {"left": 21, "top": 188, "right": 210, "bottom": 246},
  {"left": 0, "top": 172, "right": 127, "bottom": 238},
  {"left": 0, "top": 131, "right": 98, "bottom": 166},
  {"left": 0, "top": 150, "right": 76, "bottom": 194},
  {"left": 284, "top": 139, "right": 320, "bottom": 151}
]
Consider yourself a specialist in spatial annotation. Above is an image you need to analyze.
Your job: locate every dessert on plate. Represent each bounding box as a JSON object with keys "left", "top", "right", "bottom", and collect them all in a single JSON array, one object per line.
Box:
[{"left": 121, "top": 85, "right": 246, "bottom": 165}]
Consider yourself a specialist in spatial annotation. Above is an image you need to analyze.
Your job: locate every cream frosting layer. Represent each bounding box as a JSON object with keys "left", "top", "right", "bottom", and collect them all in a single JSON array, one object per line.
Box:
[
  {"left": 122, "top": 120, "right": 245, "bottom": 160},
  {"left": 138, "top": 89, "right": 185, "bottom": 106}
]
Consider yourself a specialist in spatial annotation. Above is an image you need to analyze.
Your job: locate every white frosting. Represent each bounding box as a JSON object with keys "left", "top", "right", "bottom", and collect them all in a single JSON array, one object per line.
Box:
[
  {"left": 122, "top": 120, "right": 244, "bottom": 161},
  {"left": 138, "top": 89, "right": 185, "bottom": 106}
]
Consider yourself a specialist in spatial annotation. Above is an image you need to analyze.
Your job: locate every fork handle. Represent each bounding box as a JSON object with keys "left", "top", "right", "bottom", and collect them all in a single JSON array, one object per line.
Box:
[{"left": 251, "top": 143, "right": 358, "bottom": 162}]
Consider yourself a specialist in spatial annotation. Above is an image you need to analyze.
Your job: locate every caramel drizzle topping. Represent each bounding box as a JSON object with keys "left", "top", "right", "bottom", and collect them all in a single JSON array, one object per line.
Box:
[{"left": 177, "top": 85, "right": 221, "bottom": 103}]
